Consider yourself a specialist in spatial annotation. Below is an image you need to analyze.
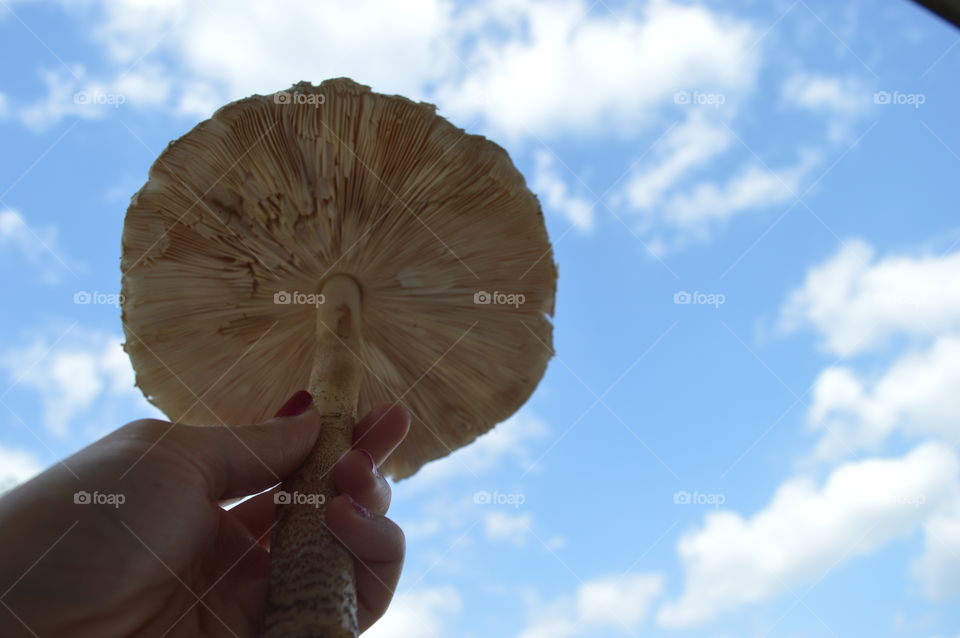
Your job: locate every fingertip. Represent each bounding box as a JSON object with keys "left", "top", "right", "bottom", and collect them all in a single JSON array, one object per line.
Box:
[{"left": 382, "top": 403, "right": 411, "bottom": 434}]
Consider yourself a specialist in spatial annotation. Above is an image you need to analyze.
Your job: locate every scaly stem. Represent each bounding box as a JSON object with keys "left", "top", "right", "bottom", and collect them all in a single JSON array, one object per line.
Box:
[{"left": 262, "top": 273, "right": 363, "bottom": 638}]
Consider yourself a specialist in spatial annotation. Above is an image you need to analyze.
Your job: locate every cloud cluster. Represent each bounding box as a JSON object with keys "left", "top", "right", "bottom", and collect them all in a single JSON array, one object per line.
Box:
[
  {"left": 519, "top": 573, "right": 663, "bottom": 638},
  {"left": 779, "top": 239, "right": 960, "bottom": 356},
  {"left": 659, "top": 443, "right": 959, "bottom": 627},
  {"left": 662, "top": 239, "right": 960, "bottom": 626},
  {"left": 4, "top": 0, "right": 872, "bottom": 256},
  {"left": 0, "top": 209, "right": 77, "bottom": 284},
  {"left": 364, "top": 586, "right": 461, "bottom": 638},
  {"left": 1, "top": 328, "right": 157, "bottom": 438}
]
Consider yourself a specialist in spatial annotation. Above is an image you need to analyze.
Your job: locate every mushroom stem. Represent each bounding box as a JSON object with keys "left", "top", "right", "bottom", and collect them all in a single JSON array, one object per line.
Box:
[{"left": 262, "top": 273, "right": 363, "bottom": 638}]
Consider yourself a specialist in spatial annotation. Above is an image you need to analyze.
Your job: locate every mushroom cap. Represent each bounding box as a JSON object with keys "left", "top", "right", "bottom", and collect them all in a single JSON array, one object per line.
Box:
[{"left": 121, "top": 78, "right": 556, "bottom": 480}]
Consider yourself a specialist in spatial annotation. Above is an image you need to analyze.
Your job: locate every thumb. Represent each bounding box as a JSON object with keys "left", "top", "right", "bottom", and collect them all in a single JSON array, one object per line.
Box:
[{"left": 162, "top": 390, "right": 322, "bottom": 500}]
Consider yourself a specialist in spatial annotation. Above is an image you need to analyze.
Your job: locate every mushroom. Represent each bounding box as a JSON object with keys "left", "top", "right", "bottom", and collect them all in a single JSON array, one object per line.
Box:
[{"left": 121, "top": 78, "right": 556, "bottom": 637}]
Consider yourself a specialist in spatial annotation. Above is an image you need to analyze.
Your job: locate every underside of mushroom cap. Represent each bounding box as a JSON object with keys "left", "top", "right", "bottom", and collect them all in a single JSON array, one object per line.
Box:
[{"left": 121, "top": 78, "right": 556, "bottom": 480}]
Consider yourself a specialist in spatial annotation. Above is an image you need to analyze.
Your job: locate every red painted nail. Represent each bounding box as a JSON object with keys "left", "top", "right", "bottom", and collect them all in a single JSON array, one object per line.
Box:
[
  {"left": 356, "top": 448, "right": 382, "bottom": 479},
  {"left": 274, "top": 390, "right": 313, "bottom": 418},
  {"left": 347, "top": 494, "right": 372, "bottom": 518}
]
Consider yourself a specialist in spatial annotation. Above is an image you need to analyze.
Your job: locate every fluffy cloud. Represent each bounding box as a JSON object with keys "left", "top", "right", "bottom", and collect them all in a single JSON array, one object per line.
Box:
[
  {"left": 618, "top": 112, "right": 816, "bottom": 253},
  {"left": 659, "top": 158, "right": 809, "bottom": 232},
  {"left": 438, "top": 0, "right": 757, "bottom": 138},
  {"left": 97, "top": 0, "right": 453, "bottom": 114},
  {"left": 518, "top": 573, "right": 664, "bottom": 638},
  {"left": 783, "top": 73, "right": 868, "bottom": 115},
  {"left": 5, "top": 0, "right": 455, "bottom": 128},
  {"left": 18, "top": 66, "right": 171, "bottom": 131},
  {"left": 11, "top": 0, "right": 759, "bottom": 139},
  {"left": 779, "top": 240, "right": 960, "bottom": 356},
  {"left": 405, "top": 411, "right": 549, "bottom": 490},
  {"left": 483, "top": 510, "right": 533, "bottom": 546},
  {"left": 808, "top": 336, "right": 960, "bottom": 459},
  {"left": 7, "top": 0, "right": 872, "bottom": 258},
  {"left": 913, "top": 499, "right": 960, "bottom": 601},
  {"left": 0, "top": 209, "right": 77, "bottom": 284},
  {"left": 657, "top": 443, "right": 959, "bottom": 628},
  {"left": 531, "top": 150, "right": 595, "bottom": 232},
  {"left": 781, "top": 73, "right": 871, "bottom": 141},
  {"left": 7, "top": 0, "right": 777, "bottom": 246},
  {"left": 11, "top": 0, "right": 855, "bottom": 252},
  {"left": 0, "top": 444, "right": 44, "bottom": 494},
  {"left": 363, "top": 586, "right": 461, "bottom": 638},
  {"left": 1, "top": 329, "right": 156, "bottom": 437},
  {"left": 624, "top": 113, "right": 732, "bottom": 219},
  {"left": 396, "top": 411, "right": 547, "bottom": 549},
  {"left": 770, "top": 236, "right": 960, "bottom": 612}
]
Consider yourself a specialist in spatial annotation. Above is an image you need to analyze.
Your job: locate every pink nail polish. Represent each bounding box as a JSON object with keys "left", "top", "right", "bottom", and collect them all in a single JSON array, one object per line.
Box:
[
  {"left": 356, "top": 448, "right": 382, "bottom": 479},
  {"left": 347, "top": 494, "right": 372, "bottom": 518}
]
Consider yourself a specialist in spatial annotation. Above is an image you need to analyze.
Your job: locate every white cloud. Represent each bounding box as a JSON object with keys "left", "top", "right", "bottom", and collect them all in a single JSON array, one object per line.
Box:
[
  {"left": 518, "top": 573, "right": 664, "bottom": 638},
  {"left": 16, "top": 0, "right": 758, "bottom": 139},
  {"left": 1, "top": 329, "right": 155, "bottom": 437},
  {"left": 12, "top": 65, "right": 171, "bottom": 131},
  {"left": 406, "top": 411, "right": 549, "bottom": 490},
  {"left": 783, "top": 74, "right": 867, "bottom": 115},
  {"left": 440, "top": 0, "right": 757, "bottom": 139},
  {"left": 782, "top": 73, "right": 870, "bottom": 142},
  {"left": 661, "top": 159, "right": 809, "bottom": 232},
  {"left": 10, "top": 0, "right": 849, "bottom": 254},
  {"left": 0, "top": 209, "right": 77, "bottom": 284},
  {"left": 483, "top": 510, "right": 533, "bottom": 546},
  {"left": 577, "top": 574, "right": 664, "bottom": 628},
  {"left": 618, "top": 113, "right": 815, "bottom": 253},
  {"left": 6, "top": 0, "right": 863, "bottom": 257},
  {"left": 0, "top": 445, "right": 44, "bottom": 494},
  {"left": 913, "top": 498, "right": 960, "bottom": 600},
  {"left": 54, "top": 0, "right": 455, "bottom": 123},
  {"left": 363, "top": 586, "right": 461, "bottom": 638},
  {"left": 658, "top": 443, "right": 959, "bottom": 628},
  {"left": 531, "top": 151, "right": 595, "bottom": 231},
  {"left": 624, "top": 112, "right": 732, "bottom": 218},
  {"left": 808, "top": 336, "right": 960, "bottom": 459},
  {"left": 779, "top": 240, "right": 960, "bottom": 356}
]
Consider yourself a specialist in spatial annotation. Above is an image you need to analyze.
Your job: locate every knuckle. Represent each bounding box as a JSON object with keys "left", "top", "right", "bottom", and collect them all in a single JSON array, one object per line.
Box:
[{"left": 123, "top": 418, "right": 172, "bottom": 439}]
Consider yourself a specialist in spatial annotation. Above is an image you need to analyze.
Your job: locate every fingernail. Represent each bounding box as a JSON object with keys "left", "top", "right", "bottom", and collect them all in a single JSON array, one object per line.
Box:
[
  {"left": 356, "top": 448, "right": 382, "bottom": 479},
  {"left": 347, "top": 494, "right": 372, "bottom": 518},
  {"left": 274, "top": 390, "right": 313, "bottom": 418}
]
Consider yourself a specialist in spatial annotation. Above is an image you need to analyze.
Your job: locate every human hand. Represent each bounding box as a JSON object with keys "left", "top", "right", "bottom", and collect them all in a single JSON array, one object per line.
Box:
[{"left": 0, "top": 393, "right": 410, "bottom": 637}]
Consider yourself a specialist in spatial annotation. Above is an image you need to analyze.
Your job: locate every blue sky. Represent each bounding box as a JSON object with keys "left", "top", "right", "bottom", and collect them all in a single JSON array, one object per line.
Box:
[{"left": 2, "top": 1, "right": 960, "bottom": 636}]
